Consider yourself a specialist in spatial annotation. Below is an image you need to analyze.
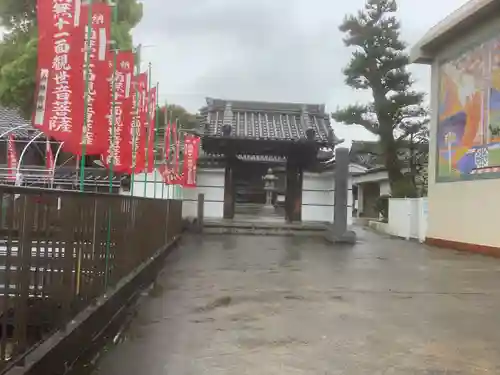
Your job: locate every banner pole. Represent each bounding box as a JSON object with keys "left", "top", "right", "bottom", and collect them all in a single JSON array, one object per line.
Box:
[
  {"left": 104, "top": 0, "right": 118, "bottom": 290},
  {"left": 79, "top": 0, "right": 93, "bottom": 192},
  {"left": 163, "top": 104, "right": 168, "bottom": 199},
  {"left": 76, "top": 0, "right": 94, "bottom": 297},
  {"left": 153, "top": 82, "right": 159, "bottom": 199},
  {"left": 143, "top": 62, "right": 152, "bottom": 198},
  {"left": 179, "top": 129, "right": 184, "bottom": 199},
  {"left": 130, "top": 44, "right": 141, "bottom": 197}
]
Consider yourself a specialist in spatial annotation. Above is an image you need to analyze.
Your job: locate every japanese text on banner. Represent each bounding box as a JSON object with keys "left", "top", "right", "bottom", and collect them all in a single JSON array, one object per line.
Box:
[
  {"left": 104, "top": 51, "right": 135, "bottom": 172},
  {"left": 147, "top": 86, "right": 157, "bottom": 173},
  {"left": 7, "top": 135, "right": 18, "bottom": 181},
  {"left": 65, "top": 2, "right": 111, "bottom": 155},
  {"left": 34, "top": 0, "right": 84, "bottom": 141},
  {"left": 182, "top": 135, "right": 200, "bottom": 188},
  {"left": 130, "top": 73, "right": 148, "bottom": 173}
]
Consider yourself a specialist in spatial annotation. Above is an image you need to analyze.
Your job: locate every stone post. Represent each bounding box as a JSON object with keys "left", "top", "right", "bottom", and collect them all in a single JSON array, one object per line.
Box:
[
  {"left": 223, "top": 162, "right": 235, "bottom": 219},
  {"left": 327, "top": 147, "right": 356, "bottom": 244}
]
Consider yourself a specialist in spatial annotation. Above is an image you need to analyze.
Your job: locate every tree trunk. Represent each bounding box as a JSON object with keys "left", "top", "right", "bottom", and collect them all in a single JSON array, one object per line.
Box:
[{"left": 382, "top": 137, "right": 405, "bottom": 196}]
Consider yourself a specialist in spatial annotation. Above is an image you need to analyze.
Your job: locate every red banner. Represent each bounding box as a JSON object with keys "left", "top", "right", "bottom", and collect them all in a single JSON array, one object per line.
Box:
[
  {"left": 129, "top": 72, "right": 148, "bottom": 174},
  {"left": 164, "top": 118, "right": 172, "bottom": 162},
  {"left": 172, "top": 120, "right": 178, "bottom": 166},
  {"left": 7, "top": 135, "right": 17, "bottom": 181},
  {"left": 146, "top": 86, "right": 157, "bottom": 173},
  {"left": 64, "top": 3, "right": 111, "bottom": 155},
  {"left": 102, "top": 51, "right": 135, "bottom": 172},
  {"left": 182, "top": 135, "right": 200, "bottom": 188},
  {"left": 169, "top": 129, "right": 183, "bottom": 185},
  {"left": 34, "top": 0, "right": 85, "bottom": 142}
]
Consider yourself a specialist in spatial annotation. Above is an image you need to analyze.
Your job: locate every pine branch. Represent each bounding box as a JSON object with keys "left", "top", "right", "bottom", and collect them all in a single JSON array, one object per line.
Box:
[{"left": 332, "top": 104, "right": 379, "bottom": 135}]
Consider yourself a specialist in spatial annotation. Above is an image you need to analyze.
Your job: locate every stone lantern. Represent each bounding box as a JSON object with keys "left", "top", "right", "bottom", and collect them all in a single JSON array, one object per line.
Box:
[{"left": 262, "top": 168, "right": 278, "bottom": 207}]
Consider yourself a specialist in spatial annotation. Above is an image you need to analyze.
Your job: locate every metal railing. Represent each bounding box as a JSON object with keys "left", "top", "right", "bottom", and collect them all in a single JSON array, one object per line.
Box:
[{"left": 0, "top": 185, "right": 182, "bottom": 369}]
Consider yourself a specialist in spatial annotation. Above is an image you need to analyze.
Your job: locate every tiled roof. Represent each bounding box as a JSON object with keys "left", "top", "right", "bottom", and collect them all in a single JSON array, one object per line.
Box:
[
  {"left": 200, "top": 98, "right": 340, "bottom": 145},
  {"left": 0, "top": 107, "right": 38, "bottom": 139},
  {"left": 349, "top": 140, "right": 428, "bottom": 169}
]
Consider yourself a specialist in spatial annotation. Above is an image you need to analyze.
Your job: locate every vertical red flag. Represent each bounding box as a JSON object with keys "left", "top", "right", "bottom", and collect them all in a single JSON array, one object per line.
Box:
[
  {"left": 130, "top": 72, "right": 148, "bottom": 173},
  {"left": 146, "top": 86, "right": 157, "bottom": 173},
  {"left": 138, "top": 73, "right": 149, "bottom": 172},
  {"left": 192, "top": 136, "right": 200, "bottom": 185},
  {"left": 34, "top": 0, "right": 85, "bottom": 142},
  {"left": 164, "top": 111, "right": 171, "bottom": 161},
  {"left": 182, "top": 135, "right": 198, "bottom": 188},
  {"left": 46, "top": 139, "right": 55, "bottom": 181},
  {"left": 103, "top": 51, "right": 135, "bottom": 172},
  {"left": 7, "top": 135, "right": 18, "bottom": 181},
  {"left": 64, "top": 2, "right": 111, "bottom": 155},
  {"left": 172, "top": 120, "right": 178, "bottom": 168},
  {"left": 160, "top": 111, "right": 172, "bottom": 184}
]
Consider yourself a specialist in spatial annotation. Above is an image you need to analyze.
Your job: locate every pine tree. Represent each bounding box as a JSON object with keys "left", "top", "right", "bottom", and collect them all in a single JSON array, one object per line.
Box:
[{"left": 332, "top": 0, "right": 428, "bottom": 197}]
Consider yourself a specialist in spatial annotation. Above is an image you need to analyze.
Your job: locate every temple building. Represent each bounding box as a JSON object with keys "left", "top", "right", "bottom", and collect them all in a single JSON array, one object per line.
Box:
[
  {"left": 411, "top": 0, "right": 500, "bottom": 253},
  {"left": 182, "top": 98, "right": 356, "bottom": 224}
]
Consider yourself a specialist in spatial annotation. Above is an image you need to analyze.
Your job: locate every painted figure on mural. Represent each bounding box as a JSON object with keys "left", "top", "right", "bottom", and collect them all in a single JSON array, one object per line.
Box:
[{"left": 437, "top": 36, "right": 500, "bottom": 181}]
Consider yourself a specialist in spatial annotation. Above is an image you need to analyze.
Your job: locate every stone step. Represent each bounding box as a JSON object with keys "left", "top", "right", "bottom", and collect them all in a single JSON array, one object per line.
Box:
[{"left": 202, "top": 219, "right": 328, "bottom": 237}]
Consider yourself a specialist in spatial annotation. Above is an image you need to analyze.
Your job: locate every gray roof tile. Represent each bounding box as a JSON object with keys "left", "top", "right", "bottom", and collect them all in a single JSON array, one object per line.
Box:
[
  {"left": 200, "top": 98, "right": 339, "bottom": 145},
  {"left": 0, "top": 107, "right": 37, "bottom": 139}
]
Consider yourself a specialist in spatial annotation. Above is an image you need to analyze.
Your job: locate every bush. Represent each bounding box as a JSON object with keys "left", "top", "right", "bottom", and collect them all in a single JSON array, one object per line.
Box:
[{"left": 375, "top": 194, "right": 390, "bottom": 223}]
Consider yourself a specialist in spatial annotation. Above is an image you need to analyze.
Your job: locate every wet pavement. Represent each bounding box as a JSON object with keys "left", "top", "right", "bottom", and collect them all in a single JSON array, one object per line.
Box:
[{"left": 93, "top": 229, "right": 500, "bottom": 374}]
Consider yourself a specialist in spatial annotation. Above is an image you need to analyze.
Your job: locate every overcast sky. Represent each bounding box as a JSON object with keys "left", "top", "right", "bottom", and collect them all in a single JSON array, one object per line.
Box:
[{"left": 134, "top": 0, "right": 468, "bottom": 146}]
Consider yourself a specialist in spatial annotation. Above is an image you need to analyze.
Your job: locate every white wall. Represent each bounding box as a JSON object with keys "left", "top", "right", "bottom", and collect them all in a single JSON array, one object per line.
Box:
[
  {"left": 425, "top": 15, "right": 500, "bottom": 248},
  {"left": 302, "top": 172, "right": 334, "bottom": 223},
  {"left": 301, "top": 172, "right": 353, "bottom": 225},
  {"left": 122, "top": 169, "right": 225, "bottom": 220},
  {"left": 183, "top": 168, "right": 225, "bottom": 219},
  {"left": 123, "top": 170, "right": 182, "bottom": 200},
  {"left": 387, "top": 198, "right": 428, "bottom": 242}
]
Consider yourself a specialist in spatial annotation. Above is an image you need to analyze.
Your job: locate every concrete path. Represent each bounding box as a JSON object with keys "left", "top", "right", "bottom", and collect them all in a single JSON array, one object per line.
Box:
[{"left": 93, "top": 229, "right": 500, "bottom": 374}]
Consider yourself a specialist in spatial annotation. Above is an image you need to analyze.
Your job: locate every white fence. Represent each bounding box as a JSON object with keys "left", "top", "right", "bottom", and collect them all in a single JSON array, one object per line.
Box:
[{"left": 386, "top": 197, "right": 428, "bottom": 242}]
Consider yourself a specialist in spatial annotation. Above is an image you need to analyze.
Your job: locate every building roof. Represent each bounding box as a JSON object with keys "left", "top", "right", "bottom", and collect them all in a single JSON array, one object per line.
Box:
[
  {"left": 199, "top": 98, "right": 340, "bottom": 146},
  {"left": 0, "top": 107, "right": 38, "bottom": 139},
  {"left": 410, "top": 0, "right": 499, "bottom": 64},
  {"left": 349, "top": 140, "right": 381, "bottom": 168},
  {"left": 349, "top": 139, "right": 428, "bottom": 173}
]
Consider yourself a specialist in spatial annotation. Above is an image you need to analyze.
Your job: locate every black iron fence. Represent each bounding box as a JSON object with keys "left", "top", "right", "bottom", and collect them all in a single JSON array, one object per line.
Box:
[{"left": 0, "top": 186, "right": 182, "bottom": 369}]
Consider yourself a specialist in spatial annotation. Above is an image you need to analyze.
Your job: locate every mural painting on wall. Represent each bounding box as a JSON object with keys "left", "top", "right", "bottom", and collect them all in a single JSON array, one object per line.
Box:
[{"left": 438, "top": 36, "right": 500, "bottom": 181}]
